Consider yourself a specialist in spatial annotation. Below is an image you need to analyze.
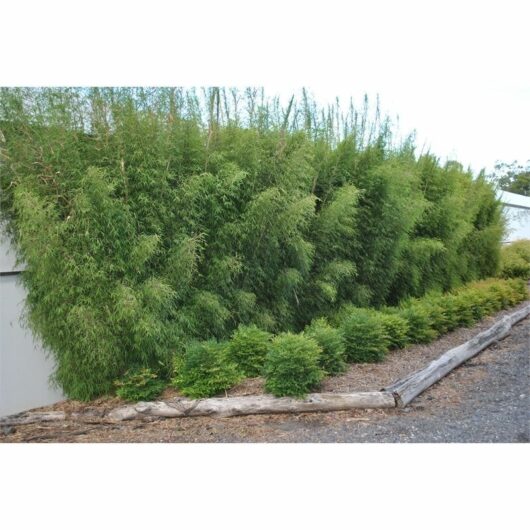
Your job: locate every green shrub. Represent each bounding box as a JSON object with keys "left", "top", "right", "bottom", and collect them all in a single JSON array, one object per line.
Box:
[
  {"left": 398, "top": 303, "right": 438, "bottom": 344},
  {"left": 417, "top": 294, "right": 453, "bottom": 334},
  {"left": 304, "top": 318, "right": 347, "bottom": 375},
  {"left": 432, "top": 295, "right": 459, "bottom": 332},
  {"left": 340, "top": 309, "right": 389, "bottom": 362},
  {"left": 458, "top": 290, "right": 485, "bottom": 323},
  {"left": 466, "top": 286, "right": 497, "bottom": 317},
  {"left": 487, "top": 281, "right": 513, "bottom": 310},
  {"left": 264, "top": 333, "right": 324, "bottom": 397},
  {"left": 225, "top": 324, "right": 272, "bottom": 377},
  {"left": 114, "top": 367, "right": 166, "bottom": 402},
  {"left": 442, "top": 294, "right": 477, "bottom": 327},
  {"left": 377, "top": 312, "right": 410, "bottom": 350},
  {"left": 172, "top": 341, "right": 243, "bottom": 398},
  {"left": 500, "top": 240, "right": 530, "bottom": 279},
  {"left": 471, "top": 282, "right": 504, "bottom": 314},
  {"left": 505, "top": 278, "right": 529, "bottom": 303}
]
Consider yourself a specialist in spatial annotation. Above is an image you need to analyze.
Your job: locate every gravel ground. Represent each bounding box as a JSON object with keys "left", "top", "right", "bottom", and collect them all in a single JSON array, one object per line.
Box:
[
  {"left": 281, "top": 316, "right": 529, "bottom": 443},
  {"left": 1, "top": 308, "right": 529, "bottom": 443}
]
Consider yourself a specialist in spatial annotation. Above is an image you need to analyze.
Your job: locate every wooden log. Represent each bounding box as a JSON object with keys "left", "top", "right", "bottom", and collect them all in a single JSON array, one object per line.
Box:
[
  {"left": 0, "top": 411, "right": 66, "bottom": 426},
  {"left": 107, "top": 391, "right": 396, "bottom": 421},
  {"left": 385, "top": 303, "right": 530, "bottom": 407},
  {"left": 0, "top": 410, "right": 107, "bottom": 427}
]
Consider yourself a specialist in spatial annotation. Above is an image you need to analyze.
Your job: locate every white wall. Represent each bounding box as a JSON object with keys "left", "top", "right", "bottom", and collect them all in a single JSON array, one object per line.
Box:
[
  {"left": 0, "top": 228, "right": 64, "bottom": 417},
  {"left": 498, "top": 190, "right": 530, "bottom": 243}
]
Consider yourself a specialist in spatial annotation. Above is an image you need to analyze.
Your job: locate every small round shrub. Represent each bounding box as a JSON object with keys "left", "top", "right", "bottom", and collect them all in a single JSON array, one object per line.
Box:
[
  {"left": 225, "top": 324, "right": 272, "bottom": 377},
  {"left": 452, "top": 294, "right": 477, "bottom": 326},
  {"left": 458, "top": 290, "right": 485, "bottom": 323},
  {"left": 398, "top": 303, "right": 437, "bottom": 344},
  {"left": 377, "top": 312, "right": 410, "bottom": 350},
  {"left": 417, "top": 294, "right": 454, "bottom": 335},
  {"left": 506, "top": 278, "right": 529, "bottom": 303},
  {"left": 485, "top": 282, "right": 512, "bottom": 310},
  {"left": 471, "top": 284, "right": 503, "bottom": 315},
  {"left": 340, "top": 308, "right": 389, "bottom": 363},
  {"left": 500, "top": 255, "right": 530, "bottom": 279},
  {"left": 114, "top": 367, "right": 166, "bottom": 402},
  {"left": 467, "top": 286, "right": 497, "bottom": 317},
  {"left": 500, "top": 240, "right": 530, "bottom": 280},
  {"left": 435, "top": 295, "right": 460, "bottom": 331},
  {"left": 304, "top": 318, "right": 347, "bottom": 375},
  {"left": 172, "top": 340, "right": 243, "bottom": 398},
  {"left": 449, "top": 293, "right": 477, "bottom": 326},
  {"left": 264, "top": 333, "right": 324, "bottom": 397}
]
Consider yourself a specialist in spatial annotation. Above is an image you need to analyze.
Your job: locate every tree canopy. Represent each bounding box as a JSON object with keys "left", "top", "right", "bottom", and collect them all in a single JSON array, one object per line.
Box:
[{"left": 490, "top": 160, "right": 530, "bottom": 196}]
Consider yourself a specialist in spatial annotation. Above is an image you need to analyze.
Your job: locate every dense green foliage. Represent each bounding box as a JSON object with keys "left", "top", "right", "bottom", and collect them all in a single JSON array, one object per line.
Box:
[
  {"left": 394, "top": 278, "right": 528, "bottom": 343},
  {"left": 304, "top": 318, "right": 347, "bottom": 375},
  {"left": 499, "top": 240, "right": 530, "bottom": 279},
  {"left": 171, "top": 341, "right": 243, "bottom": 398},
  {"left": 490, "top": 161, "right": 530, "bottom": 196},
  {"left": 0, "top": 88, "right": 506, "bottom": 399},
  {"left": 264, "top": 333, "right": 324, "bottom": 397},
  {"left": 174, "top": 278, "right": 528, "bottom": 400},
  {"left": 225, "top": 324, "right": 272, "bottom": 376},
  {"left": 396, "top": 303, "right": 440, "bottom": 343},
  {"left": 340, "top": 309, "right": 389, "bottom": 362},
  {"left": 333, "top": 277, "right": 526, "bottom": 363},
  {"left": 376, "top": 313, "right": 410, "bottom": 350},
  {"left": 114, "top": 367, "right": 166, "bottom": 402}
]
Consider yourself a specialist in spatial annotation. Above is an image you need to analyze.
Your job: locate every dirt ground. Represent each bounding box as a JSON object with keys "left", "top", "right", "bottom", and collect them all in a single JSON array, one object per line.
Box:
[{"left": 1, "top": 301, "right": 529, "bottom": 443}]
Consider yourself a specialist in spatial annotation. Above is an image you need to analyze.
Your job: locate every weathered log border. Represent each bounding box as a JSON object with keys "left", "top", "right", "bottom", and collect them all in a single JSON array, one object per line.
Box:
[
  {"left": 384, "top": 303, "right": 530, "bottom": 407},
  {"left": 106, "top": 391, "right": 396, "bottom": 421},
  {"left": 1, "top": 303, "right": 529, "bottom": 426}
]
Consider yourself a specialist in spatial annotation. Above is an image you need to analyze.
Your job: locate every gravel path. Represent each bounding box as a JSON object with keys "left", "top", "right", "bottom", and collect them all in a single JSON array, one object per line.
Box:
[
  {"left": 2, "top": 313, "right": 529, "bottom": 443},
  {"left": 277, "top": 316, "right": 529, "bottom": 443}
]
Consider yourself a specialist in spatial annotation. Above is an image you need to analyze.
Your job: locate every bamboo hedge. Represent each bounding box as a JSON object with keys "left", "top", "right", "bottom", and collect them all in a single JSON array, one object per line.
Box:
[{"left": 0, "top": 88, "right": 507, "bottom": 399}]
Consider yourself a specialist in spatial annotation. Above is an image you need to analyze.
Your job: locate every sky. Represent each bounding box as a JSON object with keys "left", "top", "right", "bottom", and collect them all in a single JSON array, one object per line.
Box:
[
  {"left": 309, "top": 84, "right": 530, "bottom": 175},
  {"left": 2, "top": 0, "right": 529, "bottom": 178}
]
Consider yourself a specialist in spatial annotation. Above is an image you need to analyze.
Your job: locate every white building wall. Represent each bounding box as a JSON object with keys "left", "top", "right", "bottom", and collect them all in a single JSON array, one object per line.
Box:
[
  {"left": 0, "top": 228, "right": 64, "bottom": 417},
  {"left": 498, "top": 190, "right": 530, "bottom": 242}
]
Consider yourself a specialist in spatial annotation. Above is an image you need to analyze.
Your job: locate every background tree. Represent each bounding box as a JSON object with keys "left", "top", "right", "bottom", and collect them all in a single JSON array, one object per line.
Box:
[{"left": 490, "top": 160, "right": 530, "bottom": 196}]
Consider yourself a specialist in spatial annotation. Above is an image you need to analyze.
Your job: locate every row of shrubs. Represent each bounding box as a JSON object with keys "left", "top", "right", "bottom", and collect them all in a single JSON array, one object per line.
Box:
[
  {"left": 499, "top": 240, "right": 530, "bottom": 280},
  {"left": 115, "top": 277, "right": 528, "bottom": 401}
]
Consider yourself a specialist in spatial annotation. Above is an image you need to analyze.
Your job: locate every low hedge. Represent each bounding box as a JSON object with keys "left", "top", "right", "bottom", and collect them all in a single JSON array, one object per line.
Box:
[
  {"left": 119, "top": 277, "right": 527, "bottom": 400},
  {"left": 332, "top": 278, "right": 527, "bottom": 356}
]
